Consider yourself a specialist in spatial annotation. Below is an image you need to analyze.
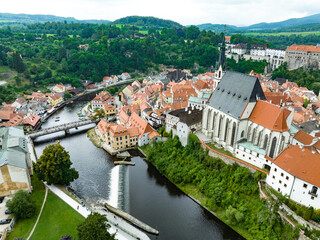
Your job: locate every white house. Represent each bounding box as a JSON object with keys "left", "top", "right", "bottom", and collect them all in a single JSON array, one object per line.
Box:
[
  {"left": 266, "top": 144, "right": 320, "bottom": 209},
  {"left": 166, "top": 107, "right": 203, "bottom": 146}
]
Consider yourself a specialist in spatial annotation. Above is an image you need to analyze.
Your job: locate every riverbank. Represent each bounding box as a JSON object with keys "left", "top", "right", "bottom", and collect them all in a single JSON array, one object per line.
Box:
[
  {"left": 140, "top": 136, "right": 299, "bottom": 240},
  {"left": 87, "top": 128, "right": 102, "bottom": 148}
]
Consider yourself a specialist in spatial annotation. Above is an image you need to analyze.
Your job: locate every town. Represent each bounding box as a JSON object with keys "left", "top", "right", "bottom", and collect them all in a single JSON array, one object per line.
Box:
[{"left": 1, "top": 7, "right": 320, "bottom": 240}]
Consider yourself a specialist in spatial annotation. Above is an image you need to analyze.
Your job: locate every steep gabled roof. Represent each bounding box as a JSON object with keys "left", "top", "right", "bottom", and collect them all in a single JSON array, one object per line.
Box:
[
  {"left": 207, "top": 71, "right": 266, "bottom": 119},
  {"left": 249, "top": 100, "right": 290, "bottom": 132},
  {"left": 273, "top": 145, "right": 320, "bottom": 188},
  {"left": 293, "top": 130, "right": 314, "bottom": 145}
]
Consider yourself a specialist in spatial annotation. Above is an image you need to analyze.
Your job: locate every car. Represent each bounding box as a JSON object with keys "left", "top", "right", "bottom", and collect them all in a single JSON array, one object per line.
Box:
[
  {"left": 0, "top": 219, "right": 11, "bottom": 225},
  {"left": 5, "top": 209, "right": 11, "bottom": 214}
]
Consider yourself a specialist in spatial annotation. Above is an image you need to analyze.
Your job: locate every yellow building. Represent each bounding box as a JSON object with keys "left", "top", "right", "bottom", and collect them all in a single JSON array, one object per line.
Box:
[
  {"left": 97, "top": 120, "right": 139, "bottom": 151},
  {"left": 104, "top": 104, "right": 116, "bottom": 118},
  {"left": 48, "top": 93, "right": 63, "bottom": 106}
]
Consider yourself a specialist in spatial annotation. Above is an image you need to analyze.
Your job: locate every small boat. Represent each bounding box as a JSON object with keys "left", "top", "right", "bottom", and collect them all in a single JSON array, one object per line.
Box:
[{"left": 55, "top": 119, "right": 60, "bottom": 122}]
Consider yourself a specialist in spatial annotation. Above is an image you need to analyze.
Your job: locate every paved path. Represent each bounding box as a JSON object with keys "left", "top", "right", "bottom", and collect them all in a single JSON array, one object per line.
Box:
[{"left": 26, "top": 187, "right": 48, "bottom": 240}]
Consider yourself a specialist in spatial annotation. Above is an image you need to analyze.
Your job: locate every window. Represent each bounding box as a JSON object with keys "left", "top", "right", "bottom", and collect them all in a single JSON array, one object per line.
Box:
[
  {"left": 279, "top": 180, "right": 282, "bottom": 184},
  {"left": 284, "top": 184, "right": 287, "bottom": 187},
  {"left": 286, "top": 176, "right": 289, "bottom": 180},
  {"left": 274, "top": 168, "right": 277, "bottom": 172},
  {"left": 281, "top": 173, "right": 284, "bottom": 177},
  {"left": 272, "top": 175, "right": 275, "bottom": 179},
  {"left": 303, "top": 184, "right": 308, "bottom": 188},
  {"left": 311, "top": 197, "right": 314, "bottom": 200},
  {"left": 278, "top": 188, "right": 280, "bottom": 192}
]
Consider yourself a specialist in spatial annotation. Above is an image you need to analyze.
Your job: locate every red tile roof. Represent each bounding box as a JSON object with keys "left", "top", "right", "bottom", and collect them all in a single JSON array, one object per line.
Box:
[
  {"left": 24, "top": 114, "right": 41, "bottom": 127},
  {"left": 293, "top": 130, "right": 314, "bottom": 145},
  {"left": 249, "top": 100, "right": 290, "bottom": 132},
  {"left": 273, "top": 145, "right": 320, "bottom": 187},
  {"left": 287, "top": 44, "right": 320, "bottom": 53}
]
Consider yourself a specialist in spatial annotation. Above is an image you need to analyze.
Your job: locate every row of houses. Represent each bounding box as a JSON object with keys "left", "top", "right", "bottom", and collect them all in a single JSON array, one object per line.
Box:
[{"left": 226, "top": 37, "right": 320, "bottom": 71}]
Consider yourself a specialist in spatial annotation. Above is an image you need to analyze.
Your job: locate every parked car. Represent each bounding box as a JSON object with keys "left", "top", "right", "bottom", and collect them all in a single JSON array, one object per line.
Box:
[
  {"left": 0, "top": 219, "right": 11, "bottom": 225},
  {"left": 5, "top": 209, "right": 11, "bottom": 214}
]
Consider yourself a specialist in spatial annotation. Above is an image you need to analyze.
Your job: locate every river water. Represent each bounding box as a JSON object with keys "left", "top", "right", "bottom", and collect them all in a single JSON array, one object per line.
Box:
[{"left": 33, "top": 101, "right": 244, "bottom": 240}]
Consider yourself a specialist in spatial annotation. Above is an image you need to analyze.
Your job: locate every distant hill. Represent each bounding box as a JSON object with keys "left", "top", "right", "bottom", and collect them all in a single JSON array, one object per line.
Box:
[
  {"left": 112, "top": 16, "right": 183, "bottom": 29},
  {"left": 0, "top": 13, "right": 110, "bottom": 24},
  {"left": 196, "top": 23, "right": 239, "bottom": 33},
  {"left": 245, "top": 13, "right": 320, "bottom": 30}
]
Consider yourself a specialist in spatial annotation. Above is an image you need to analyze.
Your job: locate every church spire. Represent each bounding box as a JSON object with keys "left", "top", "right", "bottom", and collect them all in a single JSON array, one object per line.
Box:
[{"left": 217, "top": 26, "right": 226, "bottom": 71}]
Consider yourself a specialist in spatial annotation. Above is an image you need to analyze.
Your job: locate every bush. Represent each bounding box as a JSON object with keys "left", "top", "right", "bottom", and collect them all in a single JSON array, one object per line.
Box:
[{"left": 6, "top": 190, "right": 36, "bottom": 220}]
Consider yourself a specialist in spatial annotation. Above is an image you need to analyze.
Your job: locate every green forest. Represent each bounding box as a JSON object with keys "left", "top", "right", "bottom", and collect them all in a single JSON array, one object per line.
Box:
[{"left": 142, "top": 135, "right": 299, "bottom": 239}]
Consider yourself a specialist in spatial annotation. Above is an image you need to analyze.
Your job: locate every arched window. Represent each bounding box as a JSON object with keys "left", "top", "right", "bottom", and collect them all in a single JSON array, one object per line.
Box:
[
  {"left": 231, "top": 122, "right": 236, "bottom": 146},
  {"left": 241, "top": 131, "right": 244, "bottom": 138},
  {"left": 269, "top": 137, "right": 277, "bottom": 158},
  {"left": 218, "top": 116, "right": 223, "bottom": 138},
  {"left": 252, "top": 128, "right": 257, "bottom": 145},
  {"left": 257, "top": 131, "right": 262, "bottom": 147},
  {"left": 224, "top": 120, "right": 229, "bottom": 142},
  {"left": 263, "top": 135, "right": 268, "bottom": 149},
  {"left": 206, "top": 110, "right": 212, "bottom": 130},
  {"left": 212, "top": 113, "right": 216, "bottom": 131}
]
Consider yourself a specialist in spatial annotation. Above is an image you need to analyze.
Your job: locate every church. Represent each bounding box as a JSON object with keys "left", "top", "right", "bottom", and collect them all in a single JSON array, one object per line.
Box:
[{"left": 202, "top": 71, "right": 293, "bottom": 170}]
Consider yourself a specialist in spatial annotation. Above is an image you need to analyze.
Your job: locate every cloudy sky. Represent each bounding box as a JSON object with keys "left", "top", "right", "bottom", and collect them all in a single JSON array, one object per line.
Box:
[{"left": 2, "top": 0, "right": 320, "bottom": 26}]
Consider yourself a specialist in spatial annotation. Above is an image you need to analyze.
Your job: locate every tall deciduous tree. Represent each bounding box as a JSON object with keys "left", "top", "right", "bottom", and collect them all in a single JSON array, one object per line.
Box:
[
  {"left": 6, "top": 190, "right": 36, "bottom": 220},
  {"left": 77, "top": 213, "right": 115, "bottom": 240},
  {"left": 12, "top": 52, "right": 25, "bottom": 73},
  {"left": 33, "top": 142, "right": 79, "bottom": 185}
]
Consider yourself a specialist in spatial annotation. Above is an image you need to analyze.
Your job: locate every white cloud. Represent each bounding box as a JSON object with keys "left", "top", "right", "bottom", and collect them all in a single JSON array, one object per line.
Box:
[{"left": 1, "top": 0, "right": 320, "bottom": 26}]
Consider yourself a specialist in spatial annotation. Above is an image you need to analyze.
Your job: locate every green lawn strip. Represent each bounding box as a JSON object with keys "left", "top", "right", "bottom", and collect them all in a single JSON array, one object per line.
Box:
[
  {"left": 31, "top": 190, "right": 84, "bottom": 240},
  {"left": 7, "top": 176, "right": 46, "bottom": 240},
  {"left": 176, "top": 183, "right": 251, "bottom": 239},
  {"left": 206, "top": 143, "right": 235, "bottom": 157}
]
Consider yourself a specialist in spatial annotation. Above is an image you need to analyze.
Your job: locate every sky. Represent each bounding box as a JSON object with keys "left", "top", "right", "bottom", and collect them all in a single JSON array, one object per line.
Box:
[{"left": 2, "top": 0, "right": 320, "bottom": 26}]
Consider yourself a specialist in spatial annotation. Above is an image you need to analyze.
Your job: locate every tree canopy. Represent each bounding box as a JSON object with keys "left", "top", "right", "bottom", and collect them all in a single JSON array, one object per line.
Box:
[
  {"left": 33, "top": 142, "right": 79, "bottom": 185},
  {"left": 77, "top": 213, "right": 115, "bottom": 240},
  {"left": 6, "top": 190, "right": 36, "bottom": 220}
]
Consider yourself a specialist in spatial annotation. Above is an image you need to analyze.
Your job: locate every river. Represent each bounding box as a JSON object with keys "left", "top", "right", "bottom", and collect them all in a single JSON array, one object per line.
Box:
[{"left": 33, "top": 101, "right": 244, "bottom": 240}]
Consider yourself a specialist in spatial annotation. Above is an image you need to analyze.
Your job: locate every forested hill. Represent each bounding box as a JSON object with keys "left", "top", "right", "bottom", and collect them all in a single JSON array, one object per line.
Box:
[
  {"left": 112, "top": 16, "right": 183, "bottom": 29},
  {"left": 245, "top": 13, "right": 320, "bottom": 30},
  {"left": 0, "top": 13, "right": 110, "bottom": 24}
]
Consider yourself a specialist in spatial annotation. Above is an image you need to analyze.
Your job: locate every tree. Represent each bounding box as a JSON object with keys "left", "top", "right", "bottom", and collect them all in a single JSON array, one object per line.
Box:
[
  {"left": 64, "top": 92, "right": 72, "bottom": 100},
  {"left": 6, "top": 190, "right": 36, "bottom": 220},
  {"left": 77, "top": 213, "right": 115, "bottom": 240},
  {"left": 33, "top": 142, "right": 79, "bottom": 185},
  {"left": 12, "top": 52, "right": 25, "bottom": 73}
]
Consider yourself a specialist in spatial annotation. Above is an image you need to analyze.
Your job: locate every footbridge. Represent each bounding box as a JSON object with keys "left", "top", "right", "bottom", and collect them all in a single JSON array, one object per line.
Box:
[{"left": 28, "top": 119, "right": 99, "bottom": 139}]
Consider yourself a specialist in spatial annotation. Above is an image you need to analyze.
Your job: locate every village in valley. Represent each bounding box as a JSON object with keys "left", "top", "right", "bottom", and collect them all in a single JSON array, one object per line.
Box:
[{"left": 1, "top": 14, "right": 320, "bottom": 239}]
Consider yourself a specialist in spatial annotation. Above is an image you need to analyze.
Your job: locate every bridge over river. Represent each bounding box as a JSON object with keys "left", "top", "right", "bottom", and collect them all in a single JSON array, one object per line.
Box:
[{"left": 28, "top": 119, "right": 98, "bottom": 139}]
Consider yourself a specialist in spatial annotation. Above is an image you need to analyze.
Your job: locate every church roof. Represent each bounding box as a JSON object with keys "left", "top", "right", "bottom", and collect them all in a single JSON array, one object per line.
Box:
[
  {"left": 249, "top": 100, "right": 290, "bottom": 132},
  {"left": 207, "top": 71, "right": 266, "bottom": 119}
]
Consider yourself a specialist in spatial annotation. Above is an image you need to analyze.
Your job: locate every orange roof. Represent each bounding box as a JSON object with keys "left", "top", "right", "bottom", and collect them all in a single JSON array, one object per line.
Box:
[
  {"left": 249, "top": 100, "right": 290, "bottom": 132},
  {"left": 24, "top": 114, "right": 41, "bottom": 127},
  {"left": 0, "top": 110, "right": 14, "bottom": 120},
  {"left": 265, "top": 92, "right": 291, "bottom": 106},
  {"left": 127, "top": 127, "right": 139, "bottom": 137},
  {"left": 193, "top": 80, "right": 209, "bottom": 91},
  {"left": 49, "top": 93, "right": 62, "bottom": 101},
  {"left": 104, "top": 104, "right": 115, "bottom": 111},
  {"left": 97, "top": 119, "right": 108, "bottom": 135},
  {"left": 128, "top": 112, "right": 154, "bottom": 138},
  {"left": 225, "top": 36, "right": 231, "bottom": 41},
  {"left": 286, "top": 44, "right": 320, "bottom": 53},
  {"left": 148, "top": 131, "right": 160, "bottom": 139},
  {"left": 1, "top": 114, "right": 24, "bottom": 127},
  {"left": 273, "top": 145, "right": 320, "bottom": 187},
  {"left": 293, "top": 130, "right": 314, "bottom": 145}
]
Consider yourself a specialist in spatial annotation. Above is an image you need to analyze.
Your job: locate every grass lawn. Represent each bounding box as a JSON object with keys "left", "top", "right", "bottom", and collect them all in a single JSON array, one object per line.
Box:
[
  {"left": 31, "top": 191, "right": 84, "bottom": 240},
  {"left": 7, "top": 175, "right": 46, "bottom": 240},
  {"left": 206, "top": 142, "right": 235, "bottom": 157}
]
